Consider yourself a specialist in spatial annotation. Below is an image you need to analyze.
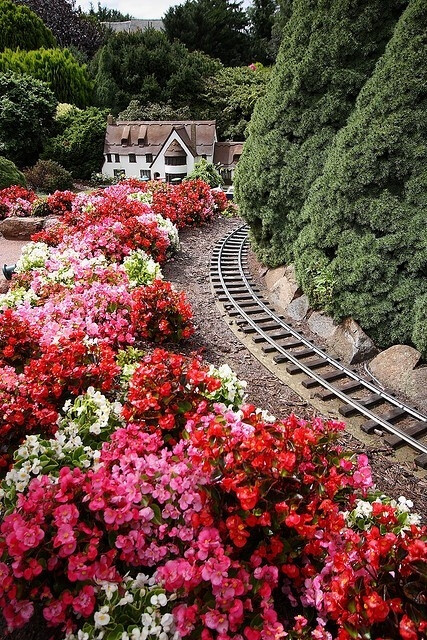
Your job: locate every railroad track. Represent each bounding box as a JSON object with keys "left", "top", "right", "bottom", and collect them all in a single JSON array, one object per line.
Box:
[{"left": 210, "top": 224, "right": 427, "bottom": 470}]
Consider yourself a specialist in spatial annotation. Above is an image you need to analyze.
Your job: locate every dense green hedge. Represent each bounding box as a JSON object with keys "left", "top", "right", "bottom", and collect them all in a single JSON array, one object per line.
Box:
[
  {"left": 43, "top": 107, "right": 107, "bottom": 179},
  {"left": 294, "top": 0, "right": 427, "bottom": 354},
  {"left": 0, "top": 72, "right": 57, "bottom": 167},
  {"left": 0, "top": 0, "right": 56, "bottom": 51},
  {"left": 0, "top": 47, "right": 93, "bottom": 107},
  {"left": 235, "top": 0, "right": 406, "bottom": 267},
  {"left": 0, "top": 156, "right": 26, "bottom": 189}
]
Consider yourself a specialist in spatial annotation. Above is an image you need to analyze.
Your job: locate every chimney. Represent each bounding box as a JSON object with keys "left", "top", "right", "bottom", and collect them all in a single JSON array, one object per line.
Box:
[
  {"left": 107, "top": 114, "right": 115, "bottom": 125},
  {"left": 190, "top": 122, "right": 196, "bottom": 152}
]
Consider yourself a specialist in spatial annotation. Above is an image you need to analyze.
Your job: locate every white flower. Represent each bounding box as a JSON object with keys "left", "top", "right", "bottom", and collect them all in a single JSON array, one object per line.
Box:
[
  {"left": 118, "top": 592, "right": 134, "bottom": 606},
  {"left": 101, "top": 582, "right": 118, "bottom": 600},
  {"left": 94, "top": 609, "right": 111, "bottom": 628}
]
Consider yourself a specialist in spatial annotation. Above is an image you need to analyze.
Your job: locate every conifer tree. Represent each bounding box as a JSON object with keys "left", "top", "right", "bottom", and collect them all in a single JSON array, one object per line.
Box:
[
  {"left": 0, "top": 0, "right": 56, "bottom": 51},
  {"left": 234, "top": 0, "right": 406, "bottom": 267},
  {"left": 294, "top": 0, "right": 427, "bottom": 353}
]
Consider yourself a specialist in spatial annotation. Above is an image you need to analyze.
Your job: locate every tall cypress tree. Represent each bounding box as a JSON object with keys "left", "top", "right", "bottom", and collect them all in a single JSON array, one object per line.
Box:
[
  {"left": 294, "top": 0, "right": 427, "bottom": 354},
  {"left": 234, "top": 0, "right": 406, "bottom": 267}
]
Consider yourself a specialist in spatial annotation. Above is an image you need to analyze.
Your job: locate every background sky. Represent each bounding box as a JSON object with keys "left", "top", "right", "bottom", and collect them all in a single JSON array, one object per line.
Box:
[{"left": 77, "top": 0, "right": 252, "bottom": 20}]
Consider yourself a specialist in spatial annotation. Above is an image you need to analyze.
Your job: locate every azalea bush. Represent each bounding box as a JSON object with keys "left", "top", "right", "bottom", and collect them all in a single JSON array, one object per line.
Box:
[{"left": 0, "top": 184, "right": 426, "bottom": 640}]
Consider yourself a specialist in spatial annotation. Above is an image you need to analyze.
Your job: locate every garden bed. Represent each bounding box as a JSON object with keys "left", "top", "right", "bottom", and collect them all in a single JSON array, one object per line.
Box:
[{"left": 0, "top": 182, "right": 425, "bottom": 640}]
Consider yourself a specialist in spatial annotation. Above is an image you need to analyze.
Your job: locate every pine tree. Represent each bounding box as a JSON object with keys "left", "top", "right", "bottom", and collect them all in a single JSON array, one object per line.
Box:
[
  {"left": 234, "top": 0, "right": 406, "bottom": 267},
  {"left": 0, "top": 0, "right": 56, "bottom": 51},
  {"left": 294, "top": 0, "right": 427, "bottom": 354}
]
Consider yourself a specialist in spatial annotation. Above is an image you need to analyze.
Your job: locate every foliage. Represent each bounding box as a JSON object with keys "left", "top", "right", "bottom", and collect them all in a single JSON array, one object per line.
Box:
[
  {"left": 204, "top": 63, "right": 271, "bottom": 140},
  {"left": 91, "top": 28, "right": 221, "bottom": 115},
  {"left": 0, "top": 0, "right": 56, "bottom": 51},
  {"left": 0, "top": 72, "right": 57, "bottom": 167},
  {"left": 86, "top": 1, "right": 133, "bottom": 21},
  {"left": 42, "top": 107, "right": 106, "bottom": 179},
  {"left": 118, "top": 99, "right": 193, "bottom": 122},
  {"left": 15, "top": 0, "right": 104, "bottom": 57},
  {"left": 294, "top": 0, "right": 427, "bottom": 353},
  {"left": 0, "top": 156, "right": 26, "bottom": 190},
  {"left": 163, "top": 0, "right": 251, "bottom": 67},
  {"left": 235, "top": 0, "right": 407, "bottom": 267},
  {"left": 247, "top": 0, "right": 279, "bottom": 64},
  {"left": 0, "top": 47, "right": 93, "bottom": 107},
  {"left": 185, "top": 159, "right": 223, "bottom": 188},
  {"left": 412, "top": 295, "right": 427, "bottom": 357},
  {"left": 24, "top": 159, "right": 73, "bottom": 193}
]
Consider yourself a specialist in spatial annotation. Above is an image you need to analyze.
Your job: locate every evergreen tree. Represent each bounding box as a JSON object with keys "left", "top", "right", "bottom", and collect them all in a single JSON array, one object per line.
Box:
[
  {"left": 0, "top": 72, "right": 57, "bottom": 167},
  {"left": 42, "top": 106, "right": 106, "bottom": 179},
  {"left": 0, "top": 0, "right": 56, "bottom": 51},
  {"left": 294, "top": 0, "right": 427, "bottom": 354},
  {"left": 91, "top": 29, "right": 221, "bottom": 114},
  {"left": 0, "top": 47, "right": 93, "bottom": 107},
  {"left": 15, "top": 0, "right": 104, "bottom": 57},
  {"left": 163, "top": 0, "right": 250, "bottom": 67},
  {"left": 87, "top": 2, "right": 132, "bottom": 22},
  {"left": 234, "top": 0, "right": 406, "bottom": 267},
  {"left": 247, "top": 0, "right": 279, "bottom": 64}
]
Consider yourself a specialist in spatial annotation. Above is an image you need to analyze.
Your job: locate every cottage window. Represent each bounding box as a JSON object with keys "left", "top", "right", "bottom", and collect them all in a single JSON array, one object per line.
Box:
[
  {"left": 165, "top": 156, "right": 186, "bottom": 166},
  {"left": 166, "top": 173, "right": 185, "bottom": 184},
  {"left": 115, "top": 154, "right": 120, "bottom": 163},
  {"left": 106, "top": 153, "right": 112, "bottom": 163},
  {"left": 146, "top": 153, "right": 153, "bottom": 163},
  {"left": 129, "top": 153, "right": 137, "bottom": 163},
  {"left": 140, "top": 169, "right": 151, "bottom": 179},
  {"left": 232, "top": 154, "right": 241, "bottom": 163},
  {"left": 201, "top": 154, "right": 207, "bottom": 160}
]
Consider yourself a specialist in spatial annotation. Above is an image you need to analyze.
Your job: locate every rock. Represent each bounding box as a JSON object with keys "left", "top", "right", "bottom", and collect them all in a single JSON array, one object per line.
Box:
[
  {"left": 0, "top": 217, "right": 44, "bottom": 240},
  {"left": 0, "top": 280, "right": 9, "bottom": 294},
  {"left": 287, "top": 294, "right": 310, "bottom": 321},
  {"left": 271, "top": 265, "right": 300, "bottom": 307},
  {"left": 265, "top": 266, "right": 285, "bottom": 290},
  {"left": 369, "top": 345, "right": 421, "bottom": 386},
  {"left": 308, "top": 311, "right": 338, "bottom": 340},
  {"left": 403, "top": 367, "right": 427, "bottom": 409},
  {"left": 330, "top": 318, "right": 377, "bottom": 364},
  {"left": 43, "top": 216, "right": 60, "bottom": 230}
]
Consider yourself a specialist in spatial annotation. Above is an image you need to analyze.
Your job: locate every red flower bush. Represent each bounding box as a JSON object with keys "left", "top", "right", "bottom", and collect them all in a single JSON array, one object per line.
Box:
[
  {"left": 0, "top": 186, "right": 36, "bottom": 219},
  {"left": 131, "top": 280, "right": 194, "bottom": 343},
  {"left": 151, "top": 179, "right": 223, "bottom": 227}
]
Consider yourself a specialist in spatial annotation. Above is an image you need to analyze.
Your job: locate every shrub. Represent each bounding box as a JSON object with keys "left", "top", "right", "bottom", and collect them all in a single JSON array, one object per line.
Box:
[
  {"left": 43, "top": 107, "right": 107, "bottom": 179},
  {"left": 185, "top": 159, "right": 223, "bottom": 188},
  {"left": 412, "top": 295, "right": 427, "bottom": 357},
  {"left": 25, "top": 159, "right": 73, "bottom": 193},
  {"left": 294, "top": 0, "right": 427, "bottom": 353},
  {"left": 0, "top": 47, "right": 93, "bottom": 107},
  {"left": 0, "top": 72, "right": 57, "bottom": 167},
  {"left": 234, "top": 0, "right": 407, "bottom": 267},
  {"left": 0, "top": 0, "right": 56, "bottom": 51},
  {"left": 0, "top": 156, "right": 26, "bottom": 190}
]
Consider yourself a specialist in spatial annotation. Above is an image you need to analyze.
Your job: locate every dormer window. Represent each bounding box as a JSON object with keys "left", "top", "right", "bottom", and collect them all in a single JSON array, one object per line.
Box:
[{"left": 121, "top": 125, "right": 130, "bottom": 145}]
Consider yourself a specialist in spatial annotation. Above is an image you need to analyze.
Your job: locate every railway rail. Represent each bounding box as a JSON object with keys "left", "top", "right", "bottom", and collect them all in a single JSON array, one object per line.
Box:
[{"left": 210, "top": 224, "right": 427, "bottom": 470}]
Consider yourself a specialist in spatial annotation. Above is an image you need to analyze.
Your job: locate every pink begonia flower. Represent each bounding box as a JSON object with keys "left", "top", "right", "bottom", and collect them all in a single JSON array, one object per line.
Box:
[
  {"left": 204, "top": 609, "right": 229, "bottom": 634},
  {"left": 201, "top": 553, "right": 231, "bottom": 585}
]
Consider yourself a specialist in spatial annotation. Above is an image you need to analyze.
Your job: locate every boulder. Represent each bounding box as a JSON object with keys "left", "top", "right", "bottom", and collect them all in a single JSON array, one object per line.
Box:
[
  {"left": 0, "top": 216, "right": 44, "bottom": 240},
  {"left": 330, "top": 318, "right": 377, "bottom": 364},
  {"left": 265, "top": 266, "right": 285, "bottom": 290},
  {"left": 369, "top": 345, "right": 421, "bottom": 389},
  {"left": 0, "top": 279, "right": 9, "bottom": 294},
  {"left": 271, "top": 265, "right": 300, "bottom": 307},
  {"left": 403, "top": 367, "right": 427, "bottom": 408},
  {"left": 43, "top": 216, "right": 60, "bottom": 230},
  {"left": 308, "top": 311, "right": 338, "bottom": 340},
  {"left": 287, "top": 294, "right": 310, "bottom": 321}
]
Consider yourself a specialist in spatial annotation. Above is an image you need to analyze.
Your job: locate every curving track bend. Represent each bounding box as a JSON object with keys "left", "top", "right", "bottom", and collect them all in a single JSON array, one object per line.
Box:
[{"left": 210, "top": 224, "right": 427, "bottom": 470}]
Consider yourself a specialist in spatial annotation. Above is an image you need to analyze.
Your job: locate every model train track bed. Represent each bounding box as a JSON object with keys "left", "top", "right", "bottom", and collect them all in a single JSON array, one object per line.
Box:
[{"left": 210, "top": 224, "right": 427, "bottom": 470}]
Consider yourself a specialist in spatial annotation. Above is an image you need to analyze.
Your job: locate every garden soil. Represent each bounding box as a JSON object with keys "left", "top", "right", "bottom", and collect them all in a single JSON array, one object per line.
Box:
[{"left": 0, "top": 214, "right": 426, "bottom": 640}]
